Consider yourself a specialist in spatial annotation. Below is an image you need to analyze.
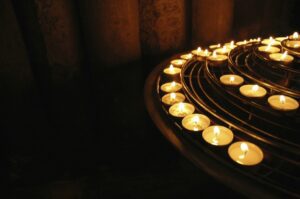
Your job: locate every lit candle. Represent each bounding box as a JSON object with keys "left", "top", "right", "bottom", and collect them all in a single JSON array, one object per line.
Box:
[
  {"left": 228, "top": 141, "right": 264, "bottom": 166},
  {"left": 191, "top": 47, "right": 203, "bottom": 56},
  {"left": 268, "top": 95, "right": 299, "bottom": 111},
  {"left": 171, "top": 59, "right": 186, "bottom": 67},
  {"left": 239, "top": 84, "right": 267, "bottom": 98},
  {"left": 207, "top": 51, "right": 228, "bottom": 62},
  {"left": 169, "top": 102, "right": 195, "bottom": 118},
  {"left": 180, "top": 53, "right": 193, "bottom": 60},
  {"left": 202, "top": 125, "right": 234, "bottom": 146},
  {"left": 269, "top": 51, "right": 294, "bottom": 64},
  {"left": 163, "top": 64, "right": 181, "bottom": 75},
  {"left": 262, "top": 36, "right": 281, "bottom": 46},
  {"left": 196, "top": 49, "right": 212, "bottom": 58},
  {"left": 162, "top": 92, "right": 185, "bottom": 106},
  {"left": 209, "top": 43, "right": 221, "bottom": 49},
  {"left": 275, "top": 36, "right": 288, "bottom": 42},
  {"left": 220, "top": 74, "right": 244, "bottom": 86},
  {"left": 236, "top": 40, "right": 248, "bottom": 46},
  {"left": 289, "top": 32, "right": 299, "bottom": 40},
  {"left": 286, "top": 40, "right": 300, "bottom": 49},
  {"left": 160, "top": 81, "right": 182, "bottom": 93},
  {"left": 258, "top": 44, "right": 280, "bottom": 53},
  {"left": 182, "top": 114, "right": 211, "bottom": 132},
  {"left": 215, "top": 45, "right": 231, "bottom": 55},
  {"left": 225, "top": 41, "right": 237, "bottom": 49}
]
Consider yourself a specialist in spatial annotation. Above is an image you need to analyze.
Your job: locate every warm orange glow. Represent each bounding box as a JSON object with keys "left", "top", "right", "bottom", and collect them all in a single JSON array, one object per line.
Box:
[
  {"left": 171, "top": 81, "right": 176, "bottom": 87},
  {"left": 229, "top": 76, "right": 235, "bottom": 82}
]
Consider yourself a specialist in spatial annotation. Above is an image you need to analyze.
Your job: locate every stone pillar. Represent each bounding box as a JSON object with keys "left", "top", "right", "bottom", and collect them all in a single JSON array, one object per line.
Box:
[
  {"left": 34, "top": 0, "right": 82, "bottom": 84},
  {"left": 192, "top": 0, "right": 234, "bottom": 46},
  {"left": 78, "top": 0, "right": 141, "bottom": 68},
  {"left": 139, "top": 0, "right": 187, "bottom": 56}
]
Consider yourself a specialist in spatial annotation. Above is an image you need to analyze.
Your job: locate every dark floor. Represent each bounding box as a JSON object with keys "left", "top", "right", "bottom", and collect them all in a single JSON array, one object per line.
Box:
[{"left": 2, "top": 57, "right": 244, "bottom": 199}]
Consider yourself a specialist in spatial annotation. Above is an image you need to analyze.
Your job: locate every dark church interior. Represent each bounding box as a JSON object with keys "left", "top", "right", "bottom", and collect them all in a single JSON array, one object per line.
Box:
[{"left": 1, "top": 0, "right": 300, "bottom": 198}]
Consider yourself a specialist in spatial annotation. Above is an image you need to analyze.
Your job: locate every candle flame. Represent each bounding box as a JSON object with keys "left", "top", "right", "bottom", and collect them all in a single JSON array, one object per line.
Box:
[
  {"left": 238, "top": 142, "right": 249, "bottom": 159},
  {"left": 252, "top": 85, "right": 259, "bottom": 92},
  {"left": 178, "top": 102, "right": 185, "bottom": 112},
  {"left": 279, "top": 95, "right": 286, "bottom": 104},
  {"left": 187, "top": 53, "right": 193, "bottom": 59},
  {"left": 213, "top": 126, "right": 220, "bottom": 136},
  {"left": 169, "top": 64, "right": 174, "bottom": 70},
  {"left": 281, "top": 51, "right": 287, "bottom": 60},
  {"left": 257, "top": 37, "right": 261, "bottom": 42},
  {"left": 217, "top": 43, "right": 221, "bottom": 48},
  {"left": 243, "top": 40, "right": 247, "bottom": 44},
  {"left": 204, "top": 49, "right": 208, "bottom": 55},
  {"left": 171, "top": 81, "right": 176, "bottom": 87},
  {"left": 192, "top": 116, "right": 199, "bottom": 124},
  {"left": 170, "top": 93, "right": 176, "bottom": 100},
  {"left": 222, "top": 45, "right": 227, "bottom": 52},
  {"left": 293, "top": 32, "right": 299, "bottom": 39},
  {"left": 240, "top": 142, "right": 249, "bottom": 152},
  {"left": 197, "top": 47, "right": 202, "bottom": 52},
  {"left": 212, "top": 51, "right": 217, "bottom": 57},
  {"left": 229, "top": 76, "right": 235, "bottom": 82},
  {"left": 266, "top": 43, "right": 272, "bottom": 51}
]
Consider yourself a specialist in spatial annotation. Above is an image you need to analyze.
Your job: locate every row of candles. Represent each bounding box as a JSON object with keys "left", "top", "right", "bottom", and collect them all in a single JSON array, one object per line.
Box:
[
  {"left": 160, "top": 82, "right": 263, "bottom": 166},
  {"left": 159, "top": 32, "right": 299, "bottom": 166},
  {"left": 161, "top": 61, "right": 261, "bottom": 166}
]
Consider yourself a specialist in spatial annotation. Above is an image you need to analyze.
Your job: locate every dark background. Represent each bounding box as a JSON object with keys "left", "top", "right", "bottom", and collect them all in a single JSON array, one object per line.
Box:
[{"left": 1, "top": 0, "right": 299, "bottom": 198}]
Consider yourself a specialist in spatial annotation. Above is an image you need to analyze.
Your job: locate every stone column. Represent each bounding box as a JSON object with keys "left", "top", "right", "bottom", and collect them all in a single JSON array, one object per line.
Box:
[
  {"left": 192, "top": 0, "right": 234, "bottom": 46},
  {"left": 139, "top": 0, "right": 187, "bottom": 56},
  {"left": 78, "top": 0, "right": 141, "bottom": 68}
]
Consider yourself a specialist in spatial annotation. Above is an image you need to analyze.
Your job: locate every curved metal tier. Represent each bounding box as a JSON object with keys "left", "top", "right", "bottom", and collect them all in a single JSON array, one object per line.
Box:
[{"left": 145, "top": 42, "right": 300, "bottom": 198}]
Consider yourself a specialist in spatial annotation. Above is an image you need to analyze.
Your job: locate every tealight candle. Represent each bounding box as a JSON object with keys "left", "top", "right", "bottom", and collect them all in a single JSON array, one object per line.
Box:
[
  {"left": 182, "top": 114, "right": 211, "bottom": 132},
  {"left": 209, "top": 43, "right": 221, "bottom": 49},
  {"left": 228, "top": 141, "right": 264, "bottom": 166},
  {"left": 275, "top": 36, "right": 288, "bottom": 42},
  {"left": 202, "top": 125, "right": 234, "bottom": 146},
  {"left": 269, "top": 51, "right": 294, "bottom": 63},
  {"left": 268, "top": 95, "right": 299, "bottom": 111},
  {"left": 169, "top": 102, "right": 195, "bottom": 118},
  {"left": 162, "top": 92, "right": 185, "bottom": 106},
  {"left": 289, "top": 32, "right": 299, "bottom": 40},
  {"left": 180, "top": 53, "right": 193, "bottom": 60},
  {"left": 191, "top": 47, "right": 203, "bottom": 56},
  {"left": 215, "top": 46, "right": 231, "bottom": 55},
  {"left": 163, "top": 64, "right": 181, "bottom": 75},
  {"left": 197, "top": 49, "right": 211, "bottom": 58},
  {"left": 171, "top": 59, "right": 186, "bottom": 67},
  {"left": 160, "top": 81, "right": 182, "bottom": 93},
  {"left": 225, "top": 41, "right": 237, "bottom": 49},
  {"left": 220, "top": 74, "right": 244, "bottom": 86},
  {"left": 207, "top": 51, "right": 228, "bottom": 63},
  {"left": 286, "top": 40, "right": 300, "bottom": 49},
  {"left": 258, "top": 44, "right": 280, "bottom": 53},
  {"left": 262, "top": 37, "right": 281, "bottom": 46},
  {"left": 236, "top": 40, "right": 248, "bottom": 46},
  {"left": 239, "top": 84, "right": 267, "bottom": 98}
]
